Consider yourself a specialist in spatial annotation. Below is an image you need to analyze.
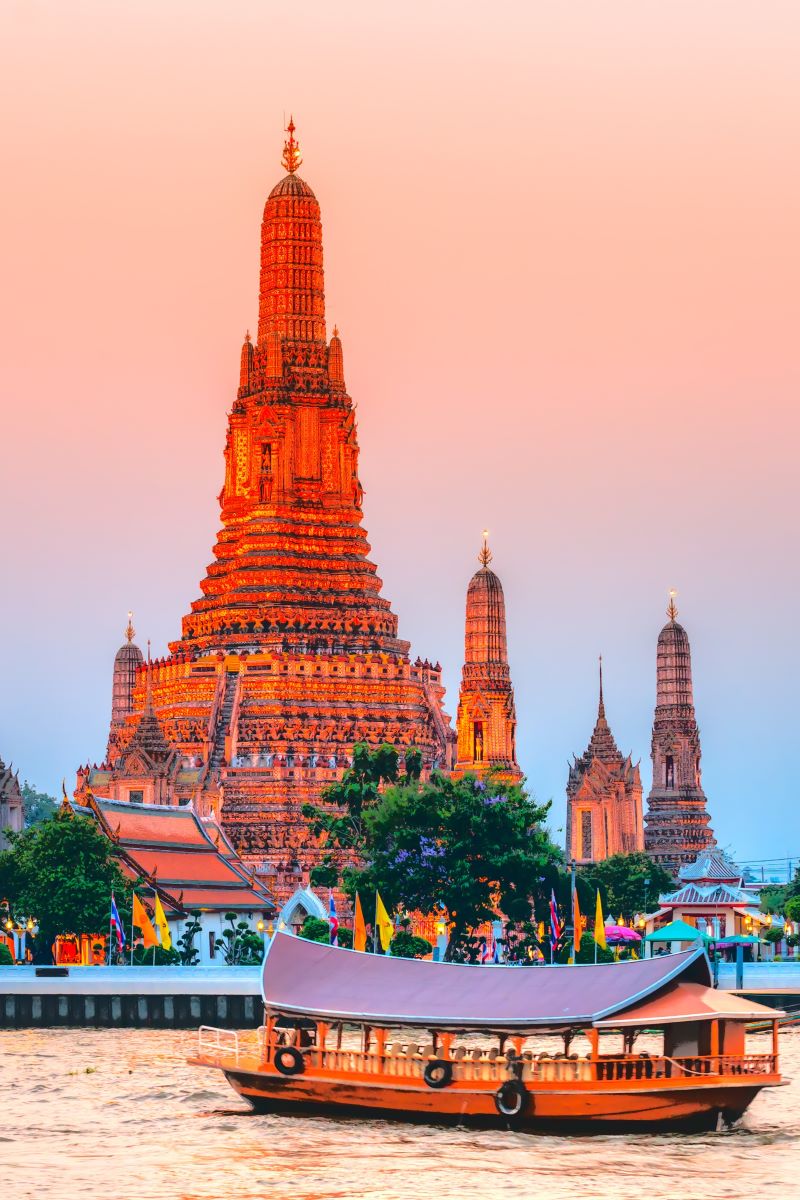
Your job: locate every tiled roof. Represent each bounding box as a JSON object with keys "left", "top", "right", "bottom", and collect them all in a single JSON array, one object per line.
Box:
[
  {"left": 661, "top": 882, "right": 759, "bottom": 907},
  {"left": 678, "top": 848, "right": 742, "bottom": 884}
]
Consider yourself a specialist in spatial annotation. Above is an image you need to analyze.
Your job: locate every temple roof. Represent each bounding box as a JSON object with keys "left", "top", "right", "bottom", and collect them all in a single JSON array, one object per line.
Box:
[
  {"left": 660, "top": 881, "right": 759, "bottom": 907},
  {"left": 678, "top": 848, "right": 743, "bottom": 885},
  {"left": 71, "top": 795, "right": 275, "bottom": 915},
  {"left": 269, "top": 173, "right": 316, "bottom": 200}
]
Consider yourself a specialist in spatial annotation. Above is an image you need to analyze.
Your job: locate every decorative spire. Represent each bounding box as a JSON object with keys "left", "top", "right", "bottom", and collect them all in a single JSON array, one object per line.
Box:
[
  {"left": 667, "top": 589, "right": 678, "bottom": 622},
  {"left": 598, "top": 654, "right": 605, "bottom": 719},
  {"left": 281, "top": 116, "right": 302, "bottom": 175},
  {"left": 125, "top": 611, "right": 135, "bottom": 643},
  {"left": 478, "top": 529, "right": 492, "bottom": 568},
  {"left": 332, "top": 324, "right": 339, "bottom": 338}
]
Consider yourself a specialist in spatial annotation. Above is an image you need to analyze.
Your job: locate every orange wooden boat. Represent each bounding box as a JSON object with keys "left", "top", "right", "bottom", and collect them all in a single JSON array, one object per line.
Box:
[{"left": 189, "top": 933, "right": 785, "bottom": 1132}]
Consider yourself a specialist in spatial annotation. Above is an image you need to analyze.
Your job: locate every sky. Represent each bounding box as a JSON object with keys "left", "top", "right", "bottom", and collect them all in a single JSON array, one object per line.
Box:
[{"left": 1, "top": 2, "right": 798, "bottom": 874}]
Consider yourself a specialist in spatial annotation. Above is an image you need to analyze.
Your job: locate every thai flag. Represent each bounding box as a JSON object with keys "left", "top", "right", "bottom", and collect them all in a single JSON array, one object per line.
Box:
[
  {"left": 549, "top": 889, "right": 562, "bottom": 949},
  {"left": 481, "top": 935, "right": 493, "bottom": 963},
  {"left": 328, "top": 890, "right": 339, "bottom": 946},
  {"left": 110, "top": 893, "right": 126, "bottom": 950}
]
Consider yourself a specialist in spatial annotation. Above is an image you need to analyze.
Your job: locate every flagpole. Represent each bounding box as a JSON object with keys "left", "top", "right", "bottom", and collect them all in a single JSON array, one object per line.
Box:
[
  {"left": 570, "top": 859, "right": 576, "bottom": 965},
  {"left": 373, "top": 894, "right": 378, "bottom": 954},
  {"left": 107, "top": 894, "right": 114, "bottom": 966},
  {"left": 130, "top": 892, "right": 135, "bottom": 966},
  {"left": 153, "top": 889, "right": 157, "bottom": 965}
]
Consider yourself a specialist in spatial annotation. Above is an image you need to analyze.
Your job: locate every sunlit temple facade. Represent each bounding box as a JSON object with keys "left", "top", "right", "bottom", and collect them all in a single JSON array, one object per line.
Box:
[
  {"left": 453, "top": 536, "right": 522, "bottom": 784},
  {"left": 76, "top": 123, "right": 453, "bottom": 902},
  {"left": 565, "top": 661, "right": 643, "bottom": 865}
]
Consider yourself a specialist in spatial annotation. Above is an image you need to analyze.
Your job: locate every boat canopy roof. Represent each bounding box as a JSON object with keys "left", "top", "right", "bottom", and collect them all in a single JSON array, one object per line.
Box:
[
  {"left": 261, "top": 933, "right": 713, "bottom": 1032},
  {"left": 594, "top": 981, "right": 783, "bottom": 1028}
]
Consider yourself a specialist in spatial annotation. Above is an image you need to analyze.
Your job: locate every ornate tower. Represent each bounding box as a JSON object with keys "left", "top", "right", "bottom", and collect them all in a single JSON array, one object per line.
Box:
[
  {"left": 453, "top": 535, "right": 522, "bottom": 783},
  {"left": 644, "top": 594, "right": 716, "bottom": 876},
  {"left": 566, "top": 660, "right": 643, "bottom": 864},
  {"left": 87, "top": 122, "right": 453, "bottom": 901},
  {"left": 107, "top": 613, "right": 144, "bottom": 761},
  {"left": 0, "top": 754, "right": 24, "bottom": 849}
]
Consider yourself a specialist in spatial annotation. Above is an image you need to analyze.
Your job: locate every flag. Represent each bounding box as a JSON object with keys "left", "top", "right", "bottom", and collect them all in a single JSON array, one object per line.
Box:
[
  {"left": 110, "top": 894, "right": 125, "bottom": 950},
  {"left": 594, "top": 890, "right": 607, "bottom": 950},
  {"left": 549, "top": 889, "right": 563, "bottom": 949},
  {"left": 480, "top": 933, "right": 493, "bottom": 963},
  {"left": 573, "top": 887, "right": 582, "bottom": 954},
  {"left": 328, "top": 890, "right": 339, "bottom": 946},
  {"left": 132, "top": 893, "right": 158, "bottom": 949},
  {"left": 154, "top": 893, "right": 171, "bottom": 950},
  {"left": 353, "top": 893, "right": 367, "bottom": 952},
  {"left": 375, "top": 892, "right": 393, "bottom": 953}
]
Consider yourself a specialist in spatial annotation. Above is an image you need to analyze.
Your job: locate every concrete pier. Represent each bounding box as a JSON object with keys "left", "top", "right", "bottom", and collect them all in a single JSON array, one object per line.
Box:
[{"left": 0, "top": 965, "right": 263, "bottom": 1028}]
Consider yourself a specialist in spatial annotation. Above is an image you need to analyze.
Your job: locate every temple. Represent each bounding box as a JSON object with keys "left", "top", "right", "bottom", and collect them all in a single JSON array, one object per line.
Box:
[
  {"left": 565, "top": 660, "right": 643, "bottom": 864},
  {"left": 0, "top": 755, "right": 24, "bottom": 849},
  {"left": 644, "top": 594, "right": 716, "bottom": 877},
  {"left": 107, "top": 613, "right": 144, "bottom": 762},
  {"left": 80, "top": 121, "right": 453, "bottom": 902},
  {"left": 453, "top": 535, "right": 521, "bottom": 783}
]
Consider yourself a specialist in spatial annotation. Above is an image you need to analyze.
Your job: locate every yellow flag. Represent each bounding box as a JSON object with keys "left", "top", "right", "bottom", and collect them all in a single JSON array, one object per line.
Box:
[
  {"left": 594, "top": 890, "right": 607, "bottom": 950},
  {"left": 375, "top": 892, "right": 393, "bottom": 953},
  {"left": 132, "top": 893, "right": 158, "bottom": 949},
  {"left": 573, "top": 888, "right": 582, "bottom": 954},
  {"left": 154, "top": 893, "right": 171, "bottom": 950},
  {"left": 353, "top": 893, "right": 367, "bottom": 952}
]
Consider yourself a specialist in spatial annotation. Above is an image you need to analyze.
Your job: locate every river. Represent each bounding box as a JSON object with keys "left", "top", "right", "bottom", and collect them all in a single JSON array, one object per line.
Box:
[{"left": 1, "top": 1027, "right": 797, "bottom": 1200}]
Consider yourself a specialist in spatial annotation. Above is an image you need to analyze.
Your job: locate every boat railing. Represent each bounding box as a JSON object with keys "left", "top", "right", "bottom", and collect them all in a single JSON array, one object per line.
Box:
[{"left": 197, "top": 1025, "right": 267, "bottom": 1066}]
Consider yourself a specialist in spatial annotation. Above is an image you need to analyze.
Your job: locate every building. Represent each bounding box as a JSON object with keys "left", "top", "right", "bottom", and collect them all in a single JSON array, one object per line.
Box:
[
  {"left": 453, "top": 536, "right": 521, "bottom": 784},
  {"left": 68, "top": 793, "right": 275, "bottom": 963},
  {"left": 565, "top": 661, "right": 643, "bottom": 864},
  {"left": 0, "top": 755, "right": 25, "bottom": 849},
  {"left": 646, "top": 848, "right": 763, "bottom": 944},
  {"left": 107, "top": 613, "right": 144, "bottom": 762},
  {"left": 643, "top": 596, "right": 716, "bottom": 877},
  {"left": 84, "top": 122, "right": 453, "bottom": 902}
]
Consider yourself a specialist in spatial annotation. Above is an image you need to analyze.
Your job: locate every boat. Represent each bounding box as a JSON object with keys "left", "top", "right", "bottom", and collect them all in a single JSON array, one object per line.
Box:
[{"left": 189, "top": 932, "right": 785, "bottom": 1132}]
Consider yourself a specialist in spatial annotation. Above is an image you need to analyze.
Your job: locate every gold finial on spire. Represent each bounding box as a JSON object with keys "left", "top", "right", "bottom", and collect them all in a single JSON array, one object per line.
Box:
[
  {"left": 281, "top": 116, "right": 302, "bottom": 175},
  {"left": 332, "top": 324, "right": 339, "bottom": 338},
  {"left": 478, "top": 529, "right": 492, "bottom": 568},
  {"left": 125, "top": 611, "right": 135, "bottom": 643},
  {"left": 667, "top": 589, "right": 678, "bottom": 622},
  {"left": 598, "top": 654, "right": 605, "bottom": 717}
]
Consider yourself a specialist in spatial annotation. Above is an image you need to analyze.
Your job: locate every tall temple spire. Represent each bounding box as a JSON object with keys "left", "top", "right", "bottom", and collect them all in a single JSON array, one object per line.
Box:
[
  {"left": 454, "top": 540, "right": 521, "bottom": 783},
  {"left": 107, "top": 613, "right": 144, "bottom": 761},
  {"left": 644, "top": 599, "right": 715, "bottom": 876},
  {"left": 667, "top": 588, "right": 678, "bottom": 622},
  {"left": 566, "top": 660, "right": 643, "bottom": 864}
]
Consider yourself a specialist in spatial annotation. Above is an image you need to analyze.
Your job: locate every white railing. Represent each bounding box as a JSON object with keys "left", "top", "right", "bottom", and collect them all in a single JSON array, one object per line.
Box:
[{"left": 197, "top": 1025, "right": 267, "bottom": 1066}]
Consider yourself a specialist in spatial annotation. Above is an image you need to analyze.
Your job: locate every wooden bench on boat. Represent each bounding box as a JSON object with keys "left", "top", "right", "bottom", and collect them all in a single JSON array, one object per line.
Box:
[{"left": 189, "top": 934, "right": 785, "bottom": 1132}]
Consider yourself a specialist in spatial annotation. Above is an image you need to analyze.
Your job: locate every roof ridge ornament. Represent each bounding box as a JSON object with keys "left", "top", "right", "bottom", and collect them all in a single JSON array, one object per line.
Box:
[
  {"left": 667, "top": 589, "right": 678, "bottom": 622},
  {"left": 478, "top": 529, "right": 492, "bottom": 568},
  {"left": 282, "top": 116, "right": 302, "bottom": 175},
  {"left": 125, "top": 611, "right": 135, "bottom": 643}
]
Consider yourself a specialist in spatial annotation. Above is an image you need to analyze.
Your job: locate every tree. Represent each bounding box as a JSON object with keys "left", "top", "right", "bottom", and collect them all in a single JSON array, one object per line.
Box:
[
  {"left": 299, "top": 916, "right": 331, "bottom": 943},
  {"left": 354, "top": 770, "right": 562, "bottom": 961},
  {"left": 217, "top": 912, "right": 264, "bottom": 965},
  {"left": 390, "top": 930, "right": 432, "bottom": 959},
  {"left": 21, "top": 782, "right": 58, "bottom": 828},
  {"left": 176, "top": 913, "right": 202, "bottom": 965},
  {"left": 579, "top": 853, "right": 673, "bottom": 920},
  {"left": 0, "top": 810, "right": 131, "bottom": 959}
]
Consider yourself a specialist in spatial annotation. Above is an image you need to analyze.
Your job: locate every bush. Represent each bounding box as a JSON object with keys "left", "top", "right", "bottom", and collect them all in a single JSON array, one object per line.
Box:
[
  {"left": 390, "top": 931, "right": 432, "bottom": 959},
  {"left": 299, "top": 916, "right": 331, "bottom": 944},
  {"left": 0, "top": 943, "right": 13, "bottom": 966},
  {"left": 337, "top": 927, "right": 353, "bottom": 949}
]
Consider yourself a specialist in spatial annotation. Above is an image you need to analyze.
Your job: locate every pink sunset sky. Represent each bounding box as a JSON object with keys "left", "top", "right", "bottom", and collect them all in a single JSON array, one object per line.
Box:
[{"left": 1, "top": 2, "right": 798, "bottom": 871}]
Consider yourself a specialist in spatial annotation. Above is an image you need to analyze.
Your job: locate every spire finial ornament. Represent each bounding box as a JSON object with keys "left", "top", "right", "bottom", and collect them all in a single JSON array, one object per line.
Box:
[
  {"left": 281, "top": 116, "right": 302, "bottom": 175},
  {"left": 478, "top": 529, "right": 492, "bottom": 568},
  {"left": 125, "top": 611, "right": 135, "bottom": 643},
  {"left": 598, "top": 654, "right": 605, "bottom": 719},
  {"left": 667, "top": 589, "right": 678, "bottom": 622}
]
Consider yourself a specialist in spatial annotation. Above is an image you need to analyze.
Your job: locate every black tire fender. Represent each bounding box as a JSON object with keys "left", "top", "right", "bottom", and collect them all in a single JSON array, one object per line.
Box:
[
  {"left": 494, "top": 1078, "right": 530, "bottom": 1118},
  {"left": 274, "top": 1046, "right": 305, "bottom": 1076},
  {"left": 423, "top": 1058, "right": 454, "bottom": 1089}
]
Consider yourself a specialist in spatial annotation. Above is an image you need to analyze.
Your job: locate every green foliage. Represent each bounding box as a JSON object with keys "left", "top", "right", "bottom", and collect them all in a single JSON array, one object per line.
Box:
[
  {"left": 786, "top": 897, "right": 800, "bottom": 924},
  {"left": 763, "top": 927, "right": 785, "bottom": 945},
  {"left": 217, "top": 912, "right": 264, "bottom": 965},
  {"left": 299, "top": 916, "right": 331, "bottom": 944},
  {"left": 0, "top": 810, "right": 130, "bottom": 956},
  {"left": 21, "top": 782, "right": 58, "bottom": 828},
  {"left": 176, "top": 913, "right": 202, "bottom": 965},
  {"left": 354, "top": 770, "right": 562, "bottom": 962},
  {"left": 556, "top": 938, "right": 615, "bottom": 965},
  {"left": 761, "top": 866, "right": 800, "bottom": 919},
  {"left": 132, "top": 943, "right": 181, "bottom": 965},
  {"left": 390, "top": 930, "right": 432, "bottom": 959},
  {"left": 579, "top": 853, "right": 673, "bottom": 920},
  {"left": 336, "top": 926, "right": 353, "bottom": 949},
  {"left": 0, "top": 943, "right": 13, "bottom": 965}
]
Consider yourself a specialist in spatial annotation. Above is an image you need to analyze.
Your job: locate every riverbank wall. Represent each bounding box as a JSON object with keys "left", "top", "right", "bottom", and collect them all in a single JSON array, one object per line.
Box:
[
  {"left": 0, "top": 965, "right": 263, "bottom": 1028},
  {"left": 2, "top": 961, "right": 799, "bottom": 1028}
]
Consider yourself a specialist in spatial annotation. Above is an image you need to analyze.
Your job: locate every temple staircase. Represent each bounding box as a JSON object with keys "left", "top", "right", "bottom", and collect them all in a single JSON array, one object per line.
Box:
[{"left": 208, "top": 671, "right": 239, "bottom": 773}]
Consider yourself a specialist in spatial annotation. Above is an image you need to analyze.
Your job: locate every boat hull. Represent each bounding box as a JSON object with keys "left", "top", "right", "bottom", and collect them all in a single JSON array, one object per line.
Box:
[{"left": 216, "top": 1065, "right": 773, "bottom": 1133}]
